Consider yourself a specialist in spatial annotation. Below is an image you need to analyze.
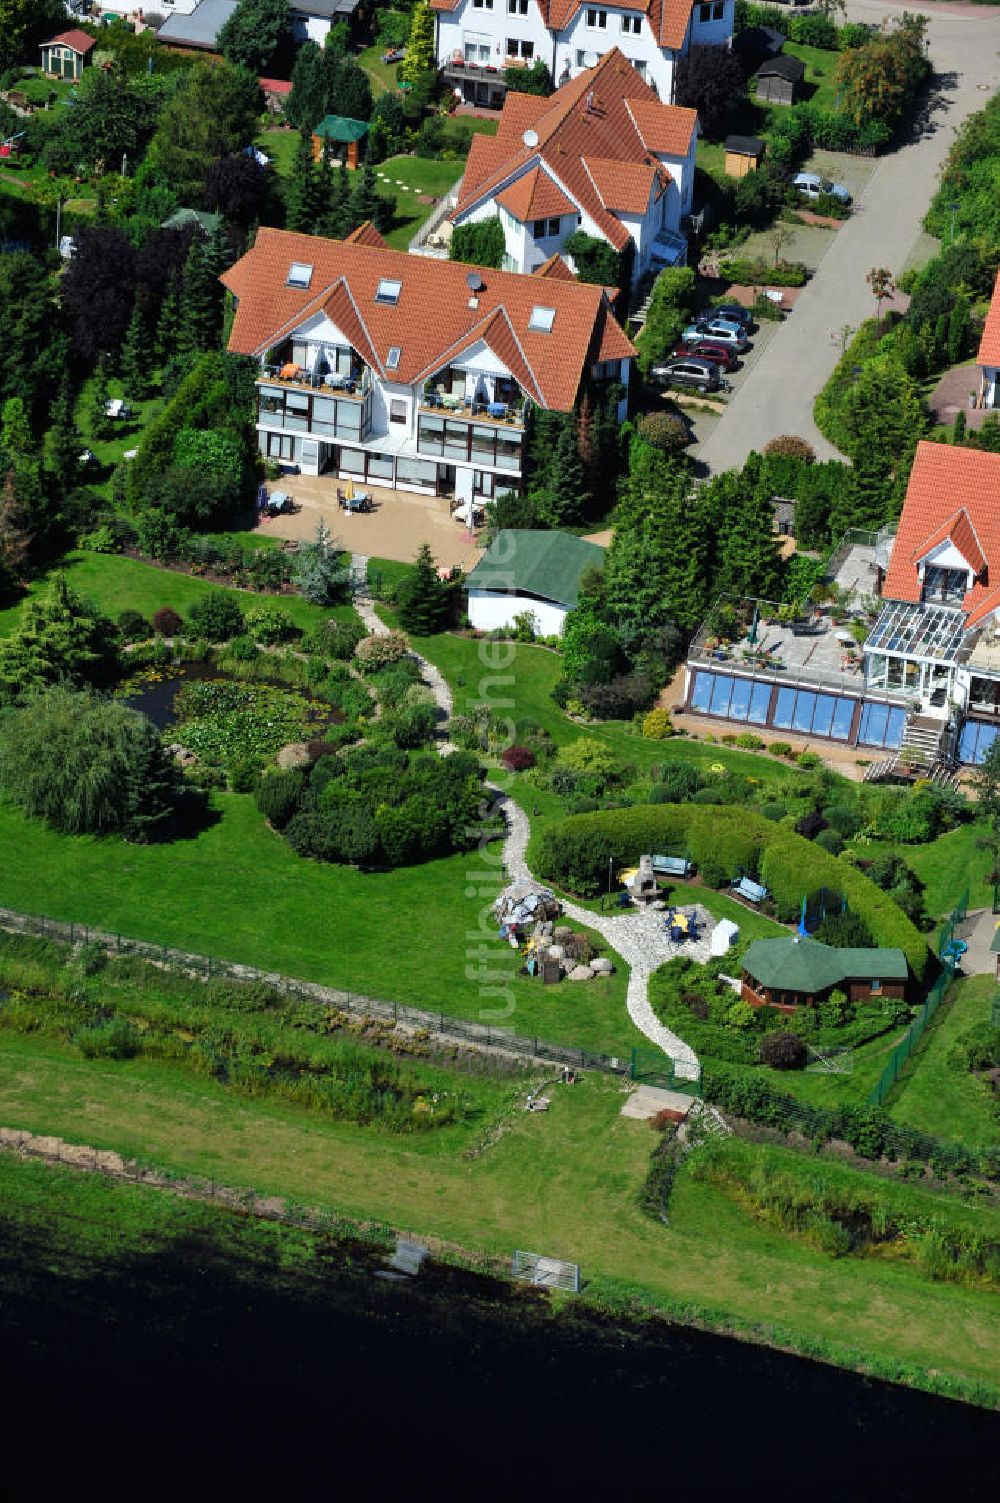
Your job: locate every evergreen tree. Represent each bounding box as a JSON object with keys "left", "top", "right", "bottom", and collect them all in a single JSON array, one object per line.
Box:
[
  {"left": 602, "top": 445, "right": 706, "bottom": 632},
  {"left": 347, "top": 162, "right": 385, "bottom": 233},
  {"left": 397, "top": 543, "right": 450, "bottom": 634},
  {"left": 535, "top": 420, "right": 586, "bottom": 528},
  {"left": 715, "top": 471, "right": 782, "bottom": 602},
  {"left": 0, "top": 574, "right": 119, "bottom": 704},
  {"left": 401, "top": 3, "right": 435, "bottom": 86},
  {"left": 155, "top": 272, "right": 182, "bottom": 367},
  {"left": 119, "top": 300, "right": 150, "bottom": 399},
  {"left": 287, "top": 40, "right": 325, "bottom": 131},
  {"left": 178, "top": 237, "right": 223, "bottom": 357},
  {"left": 43, "top": 379, "right": 83, "bottom": 499},
  {"left": 0, "top": 396, "right": 34, "bottom": 468},
  {"left": 88, "top": 360, "right": 111, "bottom": 443},
  {"left": 286, "top": 130, "right": 323, "bottom": 233}
]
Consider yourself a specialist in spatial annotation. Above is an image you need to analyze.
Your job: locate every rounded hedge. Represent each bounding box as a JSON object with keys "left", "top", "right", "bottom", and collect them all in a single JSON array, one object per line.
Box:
[{"left": 531, "top": 804, "right": 928, "bottom": 978}]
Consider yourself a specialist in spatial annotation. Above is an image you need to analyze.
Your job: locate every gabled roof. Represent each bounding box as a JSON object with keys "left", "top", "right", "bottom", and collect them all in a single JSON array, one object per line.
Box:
[
  {"left": 260, "top": 77, "right": 293, "bottom": 95},
  {"left": 343, "top": 222, "right": 388, "bottom": 249},
  {"left": 884, "top": 442, "right": 1000, "bottom": 619},
  {"left": 496, "top": 167, "right": 577, "bottom": 223},
  {"left": 157, "top": 0, "right": 237, "bottom": 49},
  {"left": 221, "top": 225, "right": 635, "bottom": 411},
  {"left": 455, "top": 49, "right": 697, "bottom": 255},
  {"left": 314, "top": 115, "right": 369, "bottom": 142},
  {"left": 911, "top": 507, "right": 986, "bottom": 577},
  {"left": 978, "top": 269, "right": 1000, "bottom": 369},
  {"left": 755, "top": 54, "right": 806, "bottom": 82},
  {"left": 42, "top": 28, "right": 97, "bottom": 53},
  {"left": 534, "top": 253, "right": 578, "bottom": 282},
  {"left": 466, "top": 530, "right": 605, "bottom": 609},
  {"left": 742, "top": 937, "right": 907, "bottom": 993}
]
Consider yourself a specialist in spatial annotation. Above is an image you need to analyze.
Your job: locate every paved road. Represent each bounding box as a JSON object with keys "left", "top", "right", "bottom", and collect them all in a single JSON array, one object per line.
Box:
[{"left": 697, "top": 0, "right": 1000, "bottom": 472}]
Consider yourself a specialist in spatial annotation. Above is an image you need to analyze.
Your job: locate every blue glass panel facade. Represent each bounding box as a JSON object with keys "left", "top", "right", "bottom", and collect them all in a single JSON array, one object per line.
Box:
[
  {"left": 689, "top": 671, "right": 858, "bottom": 742},
  {"left": 959, "top": 718, "right": 1000, "bottom": 765}
]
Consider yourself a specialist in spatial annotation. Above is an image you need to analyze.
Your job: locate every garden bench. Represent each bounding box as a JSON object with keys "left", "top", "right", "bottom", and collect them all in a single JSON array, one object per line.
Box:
[
  {"left": 732, "top": 877, "right": 767, "bottom": 905},
  {"left": 651, "top": 854, "right": 692, "bottom": 879}
]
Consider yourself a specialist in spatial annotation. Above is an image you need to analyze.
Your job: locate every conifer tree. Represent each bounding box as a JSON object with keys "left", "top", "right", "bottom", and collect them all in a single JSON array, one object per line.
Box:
[
  {"left": 88, "top": 359, "right": 111, "bottom": 443},
  {"left": 397, "top": 543, "right": 450, "bottom": 634},
  {"left": 155, "top": 271, "right": 182, "bottom": 367},
  {"left": 715, "top": 470, "right": 782, "bottom": 602},
  {"left": 119, "top": 300, "right": 150, "bottom": 399},
  {"left": 0, "top": 468, "right": 30, "bottom": 601},
  {"left": 286, "top": 130, "right": 323, "bottom": 232},
  {"left": 535, "top": 418, "right": 586, "bottom": 528},
  {"left": 178, "top": 236, "right": 223, "bottom": 356},
  {"left": 347, "top": 161, "right": 382, "bottom": 233},
  {"left": 44, "top": 379, "right": 83, "bottom": 499}
]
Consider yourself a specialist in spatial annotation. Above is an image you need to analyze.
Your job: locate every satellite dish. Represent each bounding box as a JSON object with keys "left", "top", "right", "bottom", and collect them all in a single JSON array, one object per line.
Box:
[
  {"left": 522, "top": 128, "right": 539, "bottom": 148},
  {"left": 466, "top": 270, "right": 484, "bottom": 292},
  {"left": 584, "top": 51, "right": 598, "bottom": 68}
]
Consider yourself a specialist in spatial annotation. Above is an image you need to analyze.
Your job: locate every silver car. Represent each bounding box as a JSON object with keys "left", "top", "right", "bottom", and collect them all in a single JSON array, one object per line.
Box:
[
  {"left": 793, "top": 171, "right": 852, "bottom": 206},
  {"left": 681, "top": 318, "right": 749, "bottom": 351}
]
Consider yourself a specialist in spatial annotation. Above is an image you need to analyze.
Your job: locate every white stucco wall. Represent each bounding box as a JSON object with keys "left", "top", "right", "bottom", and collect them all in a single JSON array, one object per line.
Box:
[
  {"left": 688, "top": 0, "right": 735, "bottom": 52},
  {"left": 555, "top": 10, "right": 675, "bottom": 98},
  {"left": 468, "top": 590, "right": 569, "bottom": 635}
]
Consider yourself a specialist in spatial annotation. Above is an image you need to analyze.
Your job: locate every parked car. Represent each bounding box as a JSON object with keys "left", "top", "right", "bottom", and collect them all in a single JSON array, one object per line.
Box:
[
  {"left": 681, "top": 319, "right": 748, "bottom": 351},
  {"left": 711, "top": 303, "right": 754, "bottom": 333},
  {"left": 671, "top": 339, "right": 739, "bottom": 371},
  {"left": 649, "top": 357, "right": 725, "bottom": 393},
  {"left": 792, "top": 171, "right": 851, "bottom": 206}
]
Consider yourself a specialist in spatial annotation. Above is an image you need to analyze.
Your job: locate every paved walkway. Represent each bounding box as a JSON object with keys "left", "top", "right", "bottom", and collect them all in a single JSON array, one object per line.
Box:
[
  {"left": 265, "top": 478, "right": 484, "bottom": 570},
  {"left": 955, "top": 908, "right": 1000, "bottom": 978},
  {"left": 697, "top": 0, "right": 1000, "bottom": 472}
]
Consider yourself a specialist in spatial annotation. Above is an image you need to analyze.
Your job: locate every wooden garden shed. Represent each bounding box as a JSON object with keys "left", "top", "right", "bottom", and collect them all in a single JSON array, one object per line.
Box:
[
  {"left": 754, "top": 55, "right": 807, "bottom": 107},
  {"left": 312, "top": 115, "right": 369, "bottom": 168},
  {"left": 39, "top": 29, "right": 95, "bottom": 81},
  {"left": 724, "top": 134, "right": 765, "bottom": 178}
]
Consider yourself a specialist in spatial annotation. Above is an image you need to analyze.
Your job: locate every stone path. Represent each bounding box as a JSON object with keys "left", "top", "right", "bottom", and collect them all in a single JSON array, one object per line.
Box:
[{"left": 351, "top": 560, "right": 701, "bottom": 1075}]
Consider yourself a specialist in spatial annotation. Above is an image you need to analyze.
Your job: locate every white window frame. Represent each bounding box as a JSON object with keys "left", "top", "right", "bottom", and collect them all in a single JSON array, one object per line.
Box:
[
  {"left": 528, "top": 305, "right": 556, "bottom": 332},
  {"left": 586, "top": 9, "right": 608, "bottom": 30},
  {"left": 375, "top": 279, "right": 402, "bottom": 305},
  {"left": 620, "top": 14, "right": 641, "bottom": 34},
  {"left": 507, "top": 0, "right": 528, "bottom": 12}
]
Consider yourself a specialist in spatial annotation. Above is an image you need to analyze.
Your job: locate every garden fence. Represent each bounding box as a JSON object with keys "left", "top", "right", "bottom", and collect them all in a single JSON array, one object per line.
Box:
[
  {"left": 0, "top": 905, "right": 640, "bottom": 1079},
  {"left": 867, "top": 967, "right": 955, "bottom": 1109}
]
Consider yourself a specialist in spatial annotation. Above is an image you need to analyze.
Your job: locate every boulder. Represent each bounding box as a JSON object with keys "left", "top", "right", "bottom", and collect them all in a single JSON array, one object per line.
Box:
[
  {"left": 590, "top": 957, "right": 614, "bottom": 975},
  {"left": 547, "top": 945, "right": 566, "bottom": 962},
  {"left": 553, "top": 926, "right": 573, "bottom": 939},
  {"left": 567, "top": 964, "right": 593, "bottom": 982},
  {"left": 277, "top": 741, "right": 313, "bottom": 769}
]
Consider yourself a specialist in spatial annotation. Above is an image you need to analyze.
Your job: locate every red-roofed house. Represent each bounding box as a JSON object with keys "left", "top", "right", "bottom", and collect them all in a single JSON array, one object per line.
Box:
[
  {"left": 40, "top": 30, "right": 96, "bottom": 81},
  {"left": 433, "top": 0, "right": 733, "bottom": 108},
  {"left": 977, "top": 270, "right": 1000, "bottom": 410},
  {"left": 449, "top": 50, "right": 697, "bottom": 285},
  {"left": 681, "top": 442, "right": 1000, "bottom": 768},
  {"left": 221, "top": 224, "right": 634, "bottom": 508}
]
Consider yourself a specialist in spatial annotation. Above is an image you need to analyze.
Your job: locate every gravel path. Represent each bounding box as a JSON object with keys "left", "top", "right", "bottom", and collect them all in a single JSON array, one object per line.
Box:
[{"left": 351, "top": 557, "right": 699, "bottom": 1074}]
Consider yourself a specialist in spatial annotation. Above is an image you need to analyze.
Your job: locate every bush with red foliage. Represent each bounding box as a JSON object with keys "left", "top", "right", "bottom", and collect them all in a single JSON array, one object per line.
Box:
[
  {"left": 759, "top": 1031, "right": 808, "bottom": 1071},
  {"left": 152, "top": 607, "right": 184, "bottom": 637},
  {"left": 502, "top": 745, "right": 536, "bottom": 772}
]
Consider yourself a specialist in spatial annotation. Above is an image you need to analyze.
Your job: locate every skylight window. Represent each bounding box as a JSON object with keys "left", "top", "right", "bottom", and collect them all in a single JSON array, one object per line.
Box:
[
  {"left": 386, "top": 346, "right": 402, "bottom": 370},
  {"left": 287, "top": 262, "right": 313, "bottom": 289},
  {"left": 528, "top": 305, "right": 556, "bottom": 333},
  {"left": 375, "top": 278, "right": 402, "bottom": 305}
]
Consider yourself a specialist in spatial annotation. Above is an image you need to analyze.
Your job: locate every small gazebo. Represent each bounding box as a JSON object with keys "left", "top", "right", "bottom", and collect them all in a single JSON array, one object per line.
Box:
[{"left": 312, "top": 115, "right": 369, "bottom": 169}]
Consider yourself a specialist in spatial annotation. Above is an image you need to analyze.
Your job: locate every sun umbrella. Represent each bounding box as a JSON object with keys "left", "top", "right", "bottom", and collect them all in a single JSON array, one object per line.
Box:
[{"left": 346, "top": 478, "right": 355, "bottom": 502}]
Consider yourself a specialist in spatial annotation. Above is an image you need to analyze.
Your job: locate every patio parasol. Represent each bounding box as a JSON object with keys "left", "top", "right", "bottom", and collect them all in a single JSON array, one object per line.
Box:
[{"left": 346, "top": 478, "right": 355, "bottom": 502}]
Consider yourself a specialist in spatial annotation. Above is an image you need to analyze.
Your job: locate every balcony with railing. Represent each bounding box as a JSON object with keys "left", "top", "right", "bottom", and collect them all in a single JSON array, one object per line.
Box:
[
  {"left": 257, "top": 380, "right": 374, "bottom": 444},
  {"left": 416, "top": 409, "right": 523, "bottom": 472}
]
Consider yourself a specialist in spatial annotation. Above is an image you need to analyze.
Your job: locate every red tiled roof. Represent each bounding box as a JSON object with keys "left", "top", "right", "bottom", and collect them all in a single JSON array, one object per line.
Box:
[
  {"left": 978, "top": 269, "right": 1000, "bottom": 369},
  {"left": 625, "top": 96, "right": 698, "bottom": 156},
  {"left": 495, "top": 167, "right": 577, "bottom": 222},
  {"left": 260, "top": 77, "right": 293, "bottom": 95},
  {"left": 454, "top": 49, "right": 696, "bottom": 255},
  {"left": 911, "top": 507, "right": 986, "bottom": 577},
  {"left": 43, "top": 29, "right": 96, "bottom": 54},
  {"left": 534, "top": 253, "right": 578, "bottom": 281},
  {"left": 221, "top": 225, "right": 635, "bottom": 412},
  {"left": 884, "top": 442, "right": 1000, "bottom": 622},
  {"left": 343, "top": 222, "right": 389, "bottom": 248}
]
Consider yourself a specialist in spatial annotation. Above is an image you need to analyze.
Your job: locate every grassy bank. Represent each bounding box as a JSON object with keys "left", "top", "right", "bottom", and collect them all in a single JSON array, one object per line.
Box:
[
  {"left": 892, "top": 974, "right": 999, "bottom": 1146},
  {"left": 0, "top": 1028, "right": 998, "bottom": 1398}
]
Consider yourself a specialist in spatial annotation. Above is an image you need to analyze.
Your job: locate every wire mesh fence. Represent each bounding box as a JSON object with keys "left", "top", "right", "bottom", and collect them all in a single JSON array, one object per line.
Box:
[{"left": 0, "top": 905, "right": 636, "bottom": 1079}]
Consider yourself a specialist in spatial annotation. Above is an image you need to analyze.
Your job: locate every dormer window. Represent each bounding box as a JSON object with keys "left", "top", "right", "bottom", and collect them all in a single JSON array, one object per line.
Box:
[
  {"left": 528, "top": 305, "right": 556, "bottom": 333},
  {"left": 386, "top": 346, "right": 401, "bottom": 369},
  {"left": 287, "top": 262, "right": 313, "bottom": 289},
  {"left": 376, "top": 279, "right": 402, "bottom": 305},
  {"left": 922, "top": 566, "right": 970, "bottom": 605}
]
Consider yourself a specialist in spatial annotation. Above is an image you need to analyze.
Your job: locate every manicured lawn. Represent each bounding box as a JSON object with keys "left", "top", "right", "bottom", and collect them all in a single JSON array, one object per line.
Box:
[
  {"left": 0, "top": 552, "right": 357, "bottom": 637},
  {"left": 892, "top": 975, "right": 999, "bottom": 1146},
  {"left": 254, "top": 125, "right": 300, "bottom": 179},
  {"left": 76, "top": 370, "right": 165, "bottom": 498},
  {"left": 784, "top": 43, "right": 842, "bottom": 114},
  {"left": 867, "top": 823, "right": 994, "bottom": 921},
  {"left": 376, "top": 154, "right": 463, "bottom": 249},
  {"left": 357, "top": 41, "right": 400, "bottom": 95},
  {"left": 0, "top": 794, "right": 646, "bottom": 1057},
  {"left": 2, "top": 1029, "right": 999, "bottom": 1396}
]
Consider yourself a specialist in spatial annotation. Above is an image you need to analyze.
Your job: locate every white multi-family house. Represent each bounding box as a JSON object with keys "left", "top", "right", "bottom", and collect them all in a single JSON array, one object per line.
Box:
[
  {"left": 220, "top": 222, "right": 635, "bottom": 509},
  {"left": 431, "top": 0, "right": 734, "bottom": 107},
  {"left": 449, "top": 49, "right": 697, "bottom": 284},
  {"left": 977, "top": 270, "right": 1000, "bottom": 410},
  {"left": 683, "top": 443, "right": 1000, "bottom": 771}
]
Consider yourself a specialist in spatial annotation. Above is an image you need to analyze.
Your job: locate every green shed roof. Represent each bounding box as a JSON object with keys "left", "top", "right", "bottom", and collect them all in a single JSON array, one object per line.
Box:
[
  {"left": 741, "top": 937, "right": 908, "bottom": 994},
  {"left": 313, "top": 115, "right": 369, "bottom": 142},
  {"left": 161, "top": 208, "right": 222, "bottom": 236},
  {"left": 466, "top": 530, "right": 605, "bottom": 611}
]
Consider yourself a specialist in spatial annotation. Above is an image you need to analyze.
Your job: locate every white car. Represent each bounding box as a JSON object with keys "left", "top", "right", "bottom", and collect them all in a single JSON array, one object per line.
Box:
[
  {"left": 681, "top": 319, "right": 749, "bottom": 351},
  {"left": 793, "top": 171, "right": 852, "bottom": 206}
]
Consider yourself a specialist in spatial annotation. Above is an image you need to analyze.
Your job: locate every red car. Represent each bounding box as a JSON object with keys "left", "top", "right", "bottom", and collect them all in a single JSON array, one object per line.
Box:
[{"left": 671, "top": 339, "right": 739, "bottom": 371}]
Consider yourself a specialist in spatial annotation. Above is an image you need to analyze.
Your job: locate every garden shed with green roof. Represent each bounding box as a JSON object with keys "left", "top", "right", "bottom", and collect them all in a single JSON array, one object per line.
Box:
[
  {"left": 311, "top": 116, "right": 369, "bottom": 168},
  {"left": 465, "top": 530, "right": 605, "bottom": 638},
  {"left": 740, "top": 935, "right": 908, "bottom": 1012}
]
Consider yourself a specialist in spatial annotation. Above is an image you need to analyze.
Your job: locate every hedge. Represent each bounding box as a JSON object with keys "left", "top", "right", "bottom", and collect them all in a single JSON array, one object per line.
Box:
[
  {"left": 718, "top": 258, "right": 806, "bottom": 288},
  {"left": 530, "top": 804, "right": 929, "bottom": 977}
]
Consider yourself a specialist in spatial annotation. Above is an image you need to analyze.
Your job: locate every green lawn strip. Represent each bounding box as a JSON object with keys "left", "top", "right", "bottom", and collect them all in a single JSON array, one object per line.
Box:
[
  {"left": 442, "top": 113, "right": 499, "bottom": 145},
  {"left": 0, "top": 551, "right": 357, "bottom": 637},
  {"left": 0, "top": 797, "right": 644, "bottom": 1056},
  {"left": 2, "top": 1030, "right": 998, "bottom": 1393},
  {"left": 77, "top": 373, "right": 166, "bottom": 499},
  {"left": 375, "top": 154, "right": 463, "bottom": 250},
  {"left": 891, "top": 974, "right": 999, "bottom": 1147},
  {"left": 356, "top": 42, "right": 398, "bottom": 95},
  {"left": 254, "top": 126, "right": 300, "bottom": 179},
  {"left": 864, "top": 824, "right": 994, "bottom": 921},
  {"left": 783, "top": 42, "right": 841, "bottom": 113}
]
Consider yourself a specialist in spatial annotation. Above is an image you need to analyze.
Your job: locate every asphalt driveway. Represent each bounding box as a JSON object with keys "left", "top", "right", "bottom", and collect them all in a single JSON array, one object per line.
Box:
[{"left": 696, "top": 0, "right": 1000, "bottom": 473}]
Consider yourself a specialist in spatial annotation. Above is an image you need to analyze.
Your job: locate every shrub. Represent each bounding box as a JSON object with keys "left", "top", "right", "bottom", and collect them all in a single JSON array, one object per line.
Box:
[
  {"left": 760, "top": 801, "right": 786, "bottom": 822},
  {"left": 305, "top": 617, "right": 366, "bottom": 660},
  {"left": 660, "top": 761, "right": 702, "bottom": 801},
  {"left": 768, "top": 740, "right": 793, "bottom": 758},
  {"left": 759, "top": 1031, "right": 808, "bottom": 1070},
  {"left": 256, "top": 767, "right": 311, "bottom": 830},
  {"left": 763, "top": 436, "right": 815, "bottom": 464},
  {"left": 355, "top": 630, "right": 410, "bottom": 670},
  {"left": 556, "top": 738, "right": 619, "bottom": 779},
  {"left": 796, "top": 751, "right": 820, "bottom": 768},
  {"left": 76, "top": 1017, "right": 142, "bottom": 1060},
  {"left": 187, "top": 593, "right": 245, "bottom": 642},
  {"left": 117, "top": 609, "right": 150, "bottom": 642},
  {"left": 734, "top": 732, "right": 763, "bottom": 751},
  {"left": 245, "top": 606, "right": 297, "bottom": 645},
  {"left": 823, "top": 803, "right": 860, "bottom": 839},
  {"left": 636, "top": 411, "right": 690, "bottom": 453},
  {"left": 815, "top": 828, "right": 844, "bottom": 855},
  {"left": 151, "top": 607, "right": 183, "bottom": 637},
  {"left": 642, "top": 707, "right": 674, "bottom": 740},
  {"left": 501, "top": 745, "right": 536, "bottom": 772},
  {"left": 718, "top": 257, "right": 807, "bottom": 287}
]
